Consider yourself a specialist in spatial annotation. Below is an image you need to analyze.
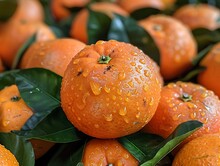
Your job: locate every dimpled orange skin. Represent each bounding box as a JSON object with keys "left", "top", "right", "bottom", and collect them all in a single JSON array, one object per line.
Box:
[
  {"left": 0, "top": 144, "right": 19, "bottom": 166},
  {"left": 82, "top": 139, "right": 138, "bottom": 165},
  {"left": 139, "top": 15, "right": 197, "bottom": 80},
  {"left": 174, "top": 4, "right": 220, "bottom": 30},
  {"left": 116, "top": 0, "right": 165, "bottom": 13},
  {"left": 61, "top": 40, "right": 162, "bottom": 139},
  {"left": 20, "top": 38, "right": 85, "bottom": 77},
  {"left": 197, "top": 43, "right": 220, "bottom": 98},
  {"left": 173, "top": 134, "right": 220, "bottom": 166},
  {"left": 51, "top": 0, "right": 90, "bottom": 21},
  {"left": 143, "top": 81, "right": 220, "bottom": 145},
  {"left": 70, "top": 2, "right": 129, "bottom": 43}
]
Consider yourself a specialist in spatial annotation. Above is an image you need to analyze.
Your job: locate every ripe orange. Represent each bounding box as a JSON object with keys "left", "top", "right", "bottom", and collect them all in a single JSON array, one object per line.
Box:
[
  {"left": 197, "top": 42, "right": 220, "bottom": 98},
  {"left": 174, "top": 4, "right": 220, "bottom": 30},
  {"left": 51, "top": 0, "right": 90, "bottom": 21},
  {"left": 0, "top": 85, "right": 54, "bottom": 159},
  {"left": 143, "top": 81, "right": 220, "bottom": 144},
  {"left": 173, "top": 134, "right": 220, "bottom": 165},
  {"left": 10, "top": 0, "right": 44, "bottom": 23},
  {"left": 82, "top": 139, "right": 138, "bottom": 165},
  {"left": 20, "top": 38, "right": 85, "bottom": 76},
  {"left": 0, "top": 57, "right": 4, "bottom": 73},
  {"left": 139, "top": 15, "right": 197, "bottom": 80},
  {"left": 116, "top": 0, "right": 165, "bottom": 13},
  {"left": 0, "top": 144, "right": 19, "bottom": 166},
  {"left": 61, "top": 40, "right": 163, "bottom": 138},
  {"left": 70, "top": 2, "right": 129, "bottom": 43},
  {"left": 0, "top": 21, "right": 55, "bottom": 68}
]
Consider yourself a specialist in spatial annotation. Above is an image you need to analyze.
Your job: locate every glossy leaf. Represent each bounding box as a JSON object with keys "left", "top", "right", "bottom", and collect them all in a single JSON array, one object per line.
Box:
[
  {"left": 48, "top": 141, "right": 86, "bottom": 166},
  {"left": 179, "top": 66, "right": 206, "bottom": 82},
  {"left": 130, "top": 8, "right": 161, "bottom": 20},
  {"left": 12, "top": 68, "right": 62, "bottom": 130},
  {"left": 0, "top": 0, "right": 17, "bottom": 21},
  {"left": 119, "top": 120, "right": 203, "bottom": 165},
  {"left": 108, "top": 14, "right": 160, "bottom": 65},
  {"left": 0, "top": 132, "right": 35, "bottom": 166},
  {"left": 0, "top": 70, "right": 18, "bottom": 89},
  {"left": 87, "top": 9, "right": 111, "bottom": 44},
  {"left": 12, "top": 34, "right": 36, "bottom": 69},
  {"left": 14, "top": 107, "right": 86, "bottom": 143}
]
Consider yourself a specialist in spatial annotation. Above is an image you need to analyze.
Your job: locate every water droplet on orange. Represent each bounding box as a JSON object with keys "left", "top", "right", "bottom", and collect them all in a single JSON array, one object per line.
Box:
[
  {"left": 104, "top": 85, "right": 111, "bottom": 93},
  {"left": 128, "top": 81, "right": 134, "bottom": 88},
  {"left": 172, "top": 114, "right": 180, "bottom": 121},
  {"left": 73, "top": 59, "right": 79, "bottom": 65},
  {"left": 79, "top": 84, "right": 83, "bottom": 91},
  {"left": 139, "top": 59, "right": 146, "bottom": 64},
  {"left": 201, "top": 112, "right": 206, "bottom": 116},
  {"left": 83, "top": 69, "right": 89, "bottom": 77},
  {"left": 130, "top": 62, "right": 136, "bottom": 66},
  {"left": 105, "top": 114, "right": 113, "bottom": 122},
  {"left": 136, "top": 112, "right": 141, "bottom": 119},
  {"left": 77, "top": 117, "right": 81, "bottom": 121},
  {"left": 2, "top": 120, "right": 9, "bottom": 126},
  {"left": 125, "top": 97, "right": 129, "bottom": 102},
  {"left": 90, "top": 81, "right": 102, "bottom": 95},
  {"left": 143, "top": 84, "right": 148, "bottom": 92},
  {"left": 82, "top": 92, "right": 90, "bottom": 104},
  {"left": 124, "top": 117, "right": 129, "bottom": 123},
  {"left": 135, "top": 67, "right": 141, "bottom": 73},
  {"left": 127, "top": 91, "right": 131, "bottom": 97},
  {"left": 76, "top": 102, "right": 86, "bottom": 110},
  {"left": 201, "top": 92, "right": 208, "bottom": 98},
  {"left": 144, "top": 70, "right": 150, "bottom": 77},
  {"left": 123, "top": 153, "right": 129, "bottom": 159},
  {"left": 94, "top": 124, "right": 99, "bottom": 128},
  {"left": 119, "top": 107, "right": 127, "bottom": 116},
  {"left": 117, "top": 89, "right": 122, "bottom": 95},
  {"left": 118, "top": 72, "right": 126, "bottom": 80},
  {"left": 112, "top": 95, "right": 116, "bottom": 100},
  {"left": 190, "top": 112, "right": 196, "bottom": 119},
  {"left": 134, "top": 77, "right": 141, "bottom": 84}
]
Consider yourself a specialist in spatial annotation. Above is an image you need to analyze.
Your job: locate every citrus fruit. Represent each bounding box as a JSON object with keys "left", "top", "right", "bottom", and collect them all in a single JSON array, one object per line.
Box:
[
  {"left": 139, "top": 15, "right": 197, "bottom": 80},
  {"left": 117, "top": 0, "right": 165, "bottom": 13},
  {"left": 20, "top": 38, "right": 85, "bottom": 76},
  {"left": 82, "top": 139, "right": 138, "bottom": 165},
  {"left": 70, "top": 2, "right": 128, "bottom": 43},
  {"left": 143, "top": 81, "right": 220, "bottom": 144},
  {"left": 197, "top": 42, "right": 220, "bottom": 98},
  {"left": 0, "top": 57, "right": 4, "bottom": 72},
  {"left": 174, "top": 4, "right": 220, "bottom": 30},
  {"left": 51, "top": 0, "right": 90, "bottom": 21},
  {"left": 0, "top": 144, "right": 19, "bottom": 166},
  {"left": 61, "top": 40, "right": 163, "bottom": 138},
  {"left": 173, "top": 134, "right": 220, "bottom": 166}
]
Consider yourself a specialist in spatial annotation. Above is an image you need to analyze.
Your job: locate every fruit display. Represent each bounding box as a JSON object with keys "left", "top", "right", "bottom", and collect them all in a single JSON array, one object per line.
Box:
[{"left": 0, "top": 0, "right": 220, "bottom": 165}]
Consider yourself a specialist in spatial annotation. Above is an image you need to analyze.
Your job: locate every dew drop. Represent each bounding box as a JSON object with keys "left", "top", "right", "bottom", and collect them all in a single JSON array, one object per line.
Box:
[
  {"left": 201, "top": 112, "right": 206, "bottom": 116},
  {"left": 143, "top": 84, "right": 148, "bottom": 92},
  {"left": 127, "top": 91, "right": 131, "bottom": 97},
  {"left": 94, "top": 124, "right": 99, "bottom": 128},
  {"left": 172, "top": 114, "right": 180, "bottom": 121},
  {"left": 135, "top": 67, "right": 141, "bottom": 73},
  {"left": 117, "top": 89, "right": 122, "bottom": 95},
  {"left": 130, "top": 62, "right": 136, "bottom": 66},
  {"left": 112, "top": 95, "right": 116, "bottom": 100},
  {"left": 119, "top": 107, "right": 127, "bottom": 116},
  {"left": 2, "top": 120, "right": 9, "bottom": 126},
  {"left": 90, "top": 81, "right": 102, "bottom": 95},
  {"left": 201, "top": 92, "right": 208, "bottom": 98},
  {"left": 190, "top": 112, "right": 196, "bottom": 119},
  {"left": 124, "top": 117, "right": 129, "bottom": 123},
  {"left": 105, "top": 114, "right": 113, "bottom": 122},
  {"left": 136, "top": 112, "right": 141, "bottom": 119},
  {"left": 83, "top": 69, "right": 89, "bottom": 77},
  {"left": 96, "top": 40, "right": 105, "bottom": 45},
  {"left": 139, "top": 59, "right": 146, "bottom": 64},
  {"left": 144, "top": 70, "right": 150, "bottom": 77},
  {"left": 118, "top": 72, "right": 126, "bottom": 80},
  {"left": 76, "top": 102, "right": 86, "bottom": 110},
  {"left": 77, "top": 117, "right": 81, "bottom": 121},
  {"left": 73, "top": 59, "right": 79, "bottom": 65},
  {"left": 140, "top": 76, "right": 144, "bottom": 81},
  {"left": 134, "top": 77, "right": 141, "bottom": 84},
  {"left": 104, "top": 85, "right": 111, "bottom": 93},
  {"left": 128, "top": 81, "right": 134, "bottom": 88},
  {"left": 82, "top": 92, "right": 90, "bottom": 104},
  {"left": 124, "top": 153, "right": 129, "bottom": 159},
  {"left": 125, "top": 97, "right": 129, "bottom": 102},
  {"left": 79, "top": 84, "right": 83, "bottom": 91}
]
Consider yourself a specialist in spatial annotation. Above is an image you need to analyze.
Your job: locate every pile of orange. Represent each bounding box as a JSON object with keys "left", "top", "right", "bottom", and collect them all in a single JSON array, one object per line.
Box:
[{"left": 1, "top": 0, "right": 220, "bottom": 165}]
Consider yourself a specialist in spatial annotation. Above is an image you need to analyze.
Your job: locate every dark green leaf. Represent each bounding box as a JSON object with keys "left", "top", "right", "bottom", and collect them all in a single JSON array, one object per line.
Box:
[
  {"left": 0, "top": 70, "right": 18, "bottom": 89},
  {"left": 12, "top": 68, "right": 62, "bottom": 130},
  {"left": 108, "top": 14, "right": 160, "bottom": 65},
  {"left": 130, "top": 8, "right": 161, "bottom": 21},
  {"left": 0, "top": 0, "right": 18, "bottom": 21},
  {"left": 39, "top": 0, "right": 56, "bottom": 25},
  {"left": 87, "top": 9, "right": 112, "bottom": 44},
  {"left": 0, "top": 132, "right": 35, "bottom": 166},
  {"left": 12, "top": 34, "right": 36, "bottom": 69},
  {"left": 48, "top": 141, "right": 86, "bottom": 166},
  {"left": 179, "top": 66, "right": 206, "bottom": 82},
  {"left": 14, "top": 107, "right": 86, "bottom": 143}
]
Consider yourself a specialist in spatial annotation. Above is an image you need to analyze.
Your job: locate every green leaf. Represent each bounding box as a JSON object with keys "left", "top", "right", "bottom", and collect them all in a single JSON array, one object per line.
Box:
[
  {"left": 87, "top": 9, "right": 112, "bottom": 44},
  {"left": 48, "top": 141, "right": 86, "bottom": 166},
  {"left": 0, "top": 0, "right": 18, "bottom": 21},
  {"left": 108, "top": 14, "right": 160, "bottom": 65},
  {"left": 12, "top": 34, "right": 36, "bottom": 69},
  {"left": 119, "top": 120, "right": 202, "bottom": 165},
  {"left": 0, "top": 70, "right": 18, "bottom": 89},
  {"left": 12, "top": 68, "right": 62, "bottom": 130},
  {"left": 179, "top": 66, "right": 206, "bottom": 82},
  {"left": 0, "top": 132, "right": 35, "bottom": 166},
  {"left": 130, "top": 8, "right": 161, "bottom": 21},
  {"left": 14, "top": 107, "right": 86, "bottom": 143}
]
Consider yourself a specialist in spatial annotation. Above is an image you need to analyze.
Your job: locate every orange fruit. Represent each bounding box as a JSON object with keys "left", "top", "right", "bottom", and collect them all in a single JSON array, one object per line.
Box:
[
  {"left": 0, "top": 57, "right": 5, "bottom": 73},
  {"left": 174, "top": 4, "right": 220, "bottom": 30},
  {"left": 116, "top": 0, "right": 165, "bottom": 13},
  {"left": 197, "top": 42, "right": 220, "bottom": 98},
  {"left": 162, "top": 0, "right": 176, "bottom": 8},
  {"left": 143, "top": 81, "right": 220, "bottom": 144},
  {"left": 0, "top": 144, "right": 19, "bottom": 166},
  {"left": 70, "top": 2, "right": 129, "bottom": 43},
  {"left": 51, "top": 0, "right": 90, "bottom": 21},
  {"left": 173, "top": 134, "right": 220, "bottom": 166},
  {"left": 20, "top": 38, "right": 85, "bottom": 76},
  {"left": 10, "top": 0, "right": 44, "bottom": 23},
  {"left": 61, "top": 40, "right": 163, "bottom": 138},
  {"left": 0, "top": 21, "right": 55, "bottom": 68},
  {"left": 0, "top": 85, "right": 54, "bottom": 159},
  {"left": 82, "top": 139, "right": 138, "bottom": 165},
  {"left": 139, "top": 15, "right": 197, "bottom": 80}
]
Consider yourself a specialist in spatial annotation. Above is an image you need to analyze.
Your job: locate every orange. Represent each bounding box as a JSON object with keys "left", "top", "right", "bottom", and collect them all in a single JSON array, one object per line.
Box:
[
  {"left": 0, "top": 20, "right": 55, "bottom": 68},
  {"left": 61, "top": 40, "right": 163, "bottom": 138},
  {"left": 0, "top": 57, "right": 4, "bottom": 73},
  {"left": 143, "top": 81, "right": 220, "bottom": 145},
  {"left": 70, "top": 2, "right": 129, "bottom": 43},
  {"left": 116, "top": 0, "right": 165, "bottom": 13},
  {"left": 0, "top": 85, "right": 54, "bottom": 159},
  {"left": 0, "top": 144, "right": 19, "bottom": 166},
  {"left": 173, "top": 134, "right": 220, "bottom": 166},
  {"left": 139, "top": 15, "right": 197, "bottom": 80},
  {"left": 162, "top": 0, "right": 176, "bottom": 8},
  {"left": 197, "top": 42, "right": 220, "bottom": 98},
  {"left": 82, "top": 139, "right": 138, "bottom": 165},
  {"left": 10, "top": 0, "right": 44, "bottom": 23},
  {"left": 51, "top": 0, "right": 90, "bottom": 21},
  {"left": 20, "top": 38, "right": 85, "bottom": 76},
  {"left": 174, "top": 4, "right": 220, "bottom": 30}
]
